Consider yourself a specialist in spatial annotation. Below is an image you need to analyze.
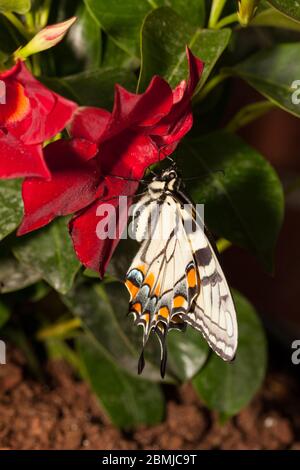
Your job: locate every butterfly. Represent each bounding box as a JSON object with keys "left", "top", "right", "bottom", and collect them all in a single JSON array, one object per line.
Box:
[{"left": 125, "top": 165, "right": 238, "bottom": 378}]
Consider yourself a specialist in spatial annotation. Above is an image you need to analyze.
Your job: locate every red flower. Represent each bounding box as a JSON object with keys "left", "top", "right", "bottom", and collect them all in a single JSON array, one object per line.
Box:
[
  {"left": 18, "top": 48, "right": 203, "bottom": 276},
  {"left": 0, "top": 60, "right": 77, "bottom": 179}
]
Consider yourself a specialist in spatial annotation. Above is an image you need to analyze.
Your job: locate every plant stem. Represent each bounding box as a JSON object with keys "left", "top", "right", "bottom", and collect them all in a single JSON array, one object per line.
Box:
[
  {"left": 37, "top": 318, "right": 82, "bottom": 340},
  {"left": 193, "top": 71, "right": 230, "bottom": 104},
  {"left": 2, "top": 12, "right": 31, "bottom": 39},
  {"left": 208, "top": 0, "right": 228, "bottom": 28},
  {"left": 217, "top": 238, "right": 232, "bottom": 253},
  {"left": 215, "top": 12, "right": 239, "bottom": 29},
  {"left": 226, "top": 100, "right": 275, "bottom": 132}
]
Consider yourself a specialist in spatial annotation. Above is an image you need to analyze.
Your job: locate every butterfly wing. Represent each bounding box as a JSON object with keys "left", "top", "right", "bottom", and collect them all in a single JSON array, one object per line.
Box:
[
  {"left": 125, "top": 195, "right": 198, "bottom": 376},
  {"left": 125, "top": 189, "right": 238, "bottom": 376},
  {"left": 179, "top": 201, "right": 238, "bottom": 361}
]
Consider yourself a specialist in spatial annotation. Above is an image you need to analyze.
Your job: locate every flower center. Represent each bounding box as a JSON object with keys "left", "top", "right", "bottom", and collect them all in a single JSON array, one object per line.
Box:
[{"left": 0, "top": 80, "right": 30, "bottom": 126}]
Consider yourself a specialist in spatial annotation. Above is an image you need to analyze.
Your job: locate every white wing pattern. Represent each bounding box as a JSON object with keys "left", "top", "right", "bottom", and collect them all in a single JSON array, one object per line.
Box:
[{"left": 125, "top": 190, "right": 238, "bottom": 377}]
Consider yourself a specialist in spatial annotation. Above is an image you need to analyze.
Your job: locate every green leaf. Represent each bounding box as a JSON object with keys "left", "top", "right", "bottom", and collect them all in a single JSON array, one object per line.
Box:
[
  {"left": 13, "top": 218, "right": 80, "bottom": 294},
  {"left": 252, "top": 8, "right": 300, "bottom": 31},
  {"left": 178, "top": 131, "right": 284, "bottom": 271},
  {"left": 84, "top": 0, "right": 150, "bottom": 57},
  {"left": 233, "top": 43, "right": 300, "bottom": 118},
  {"left": 42, "top": 67, "right": 136, "bottom": 110},
  {"left": 167, "top": 328, "right": 209, "bottom": 381},
  {"left": 77, "top": 334, "right": 164, "bottom": 427},
  {"left": 0, "top": 179, "right": 23, "bottom": 242},
  {"left": 66, "top": 2, "right": 101, "bottom": 71},
  {"left": 166, "top": 0, "right": 206, "bottom": 27},
  {"left": 0, "top": 300, "right": 10, "bottom": 328},
  {"left": 138, "top": 7, "right": 231, "bottom": 92},
  {"left": 0, "top": 0, "right": 30, "bottom": 13},
  {"left": 0, "top": 242, "right": 40, "bottom": 293},
  {"left": 192, "top": 290, "right": 267, "bottom": 419},
  {"left": 85, "top": 1, "right": 206, "bottom": 58},
  {"left": 268, "top": 0, "right": 300, "bottom": 22}
]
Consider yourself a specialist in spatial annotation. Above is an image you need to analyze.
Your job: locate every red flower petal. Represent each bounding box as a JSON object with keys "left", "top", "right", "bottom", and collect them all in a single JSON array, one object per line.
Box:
[
  {"left": 69, "top": 179, "right": 138, "bottom": 276},
  {"left": 185, "top": 46, "right": 204, "bottom": 96},
  {"left": 5, "top": 61, "right": 77, "bottom": 145},
  {"left": 98, "top": 130, "right": 158, "bottom": 179},
  {"left": 69, "top": 107, "right": 111, "bottom": 144},
  {"left": 18, "top": 138, "right": 102, "bottom": 235},
  {"left": 0, "top": 130, "right": 49, "bottom": 179},
  {"left": 102, "top": 76, "right": 173, "bottom": 140}
]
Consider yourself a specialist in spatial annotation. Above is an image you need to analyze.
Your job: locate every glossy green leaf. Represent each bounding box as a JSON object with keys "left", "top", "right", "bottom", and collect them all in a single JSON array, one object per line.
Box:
[
  {"left": 138, "top": 7, "right": 231, "bottom": 92},
  {"left": 268, "top": 0, "right": 300, "bottom": 22},
  {"left": 167, "top": 328, "right": 209, "bottom": 382},
  {"left": 0, "top": 250, "right": 40, "bottom": 293},
  {"left": 42, "top": 67, "right": 136, "bottom": 110},
  {"left": 233, "top": 43, "right": 300, "bottom": 118},
  {"left": 101, "top": 36, "right": 140, "bottom": 70},
  {"left": 166, "top": 0, "right": 206, "bottom": 27},
  {"left": 77, "top": 334, "right": 164, "bottom": 427},
  {"left": 252, "top": 8, "right": 300, "bottom": 31},
  {"left": 0, "top": 300, "right": 10, "bottom": 328},
  {"left": 193, "top": 290, "right": 267, "bottom": 419},
  {"left": 84, "top": 0, "right": 150, "bottom": 57},
  {"left": 178, "top": 131, "right": 284, "bottom": 271},
  {"left": 85, "top": 1, "right": 206, "bottom": 58},
  {"left": 13, "top": 218, "right": 80, "bottom": 294},
  {"left": 0, "top": 179, "right": 23, "bottom": 242},
  {"left": 0, "top": 0, "right": 30, "bottom": 13},
  {"left": 64, "top": 2, "right": 101, "bottom": 71}
]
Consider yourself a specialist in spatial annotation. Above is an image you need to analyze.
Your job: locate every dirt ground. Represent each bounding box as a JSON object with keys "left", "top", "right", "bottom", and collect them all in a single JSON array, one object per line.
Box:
[{"left": 0, "top": 347, "right": 300, "bottom": 450}]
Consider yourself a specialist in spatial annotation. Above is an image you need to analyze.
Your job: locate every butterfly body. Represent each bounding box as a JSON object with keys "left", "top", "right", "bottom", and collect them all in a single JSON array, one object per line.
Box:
[{"left": 125, "top": 167, "right": 238, "bottom": 377}]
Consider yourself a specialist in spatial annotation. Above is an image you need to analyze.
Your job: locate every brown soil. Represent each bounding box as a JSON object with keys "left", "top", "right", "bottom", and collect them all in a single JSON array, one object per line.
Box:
[{"left": 0, "top": 347, "right": 300, "bottom": 450}]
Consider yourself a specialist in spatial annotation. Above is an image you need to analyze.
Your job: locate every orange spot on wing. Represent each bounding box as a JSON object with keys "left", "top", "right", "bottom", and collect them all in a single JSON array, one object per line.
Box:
[
  {"left": 143, "top": 312, "right": 150, "bottom": 323},
  {"left": 144, "top": 272, "right": 155, "bottom": 290},
  {"left": 173, "top": 295, "right": 185, "bottom": 308},
  {"left": 159, "top": 306, "right": 169, "bottom": 319},
  {"left": 131, "top": 302, "right": 142, "bottom": 314},
  {"left": 137, "top": 264, "right": 146, "bottom": 275},
  {"left": 125, "top": 280, "right": 139, "bottom": 299},
  {"left": 187, "top": 267, "right": 197, "bottom": 288},
  {"left": 154, "top": 283, "right": 161, "bottom": 297}
]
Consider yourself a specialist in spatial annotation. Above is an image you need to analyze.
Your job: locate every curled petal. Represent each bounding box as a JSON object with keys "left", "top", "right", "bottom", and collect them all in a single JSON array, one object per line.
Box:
[
  {"left": 18, "top": 139, "right": 102, "bottom": 235},
  {"left": 102, "top": 76, "right": 173, "bottom": 140}
]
